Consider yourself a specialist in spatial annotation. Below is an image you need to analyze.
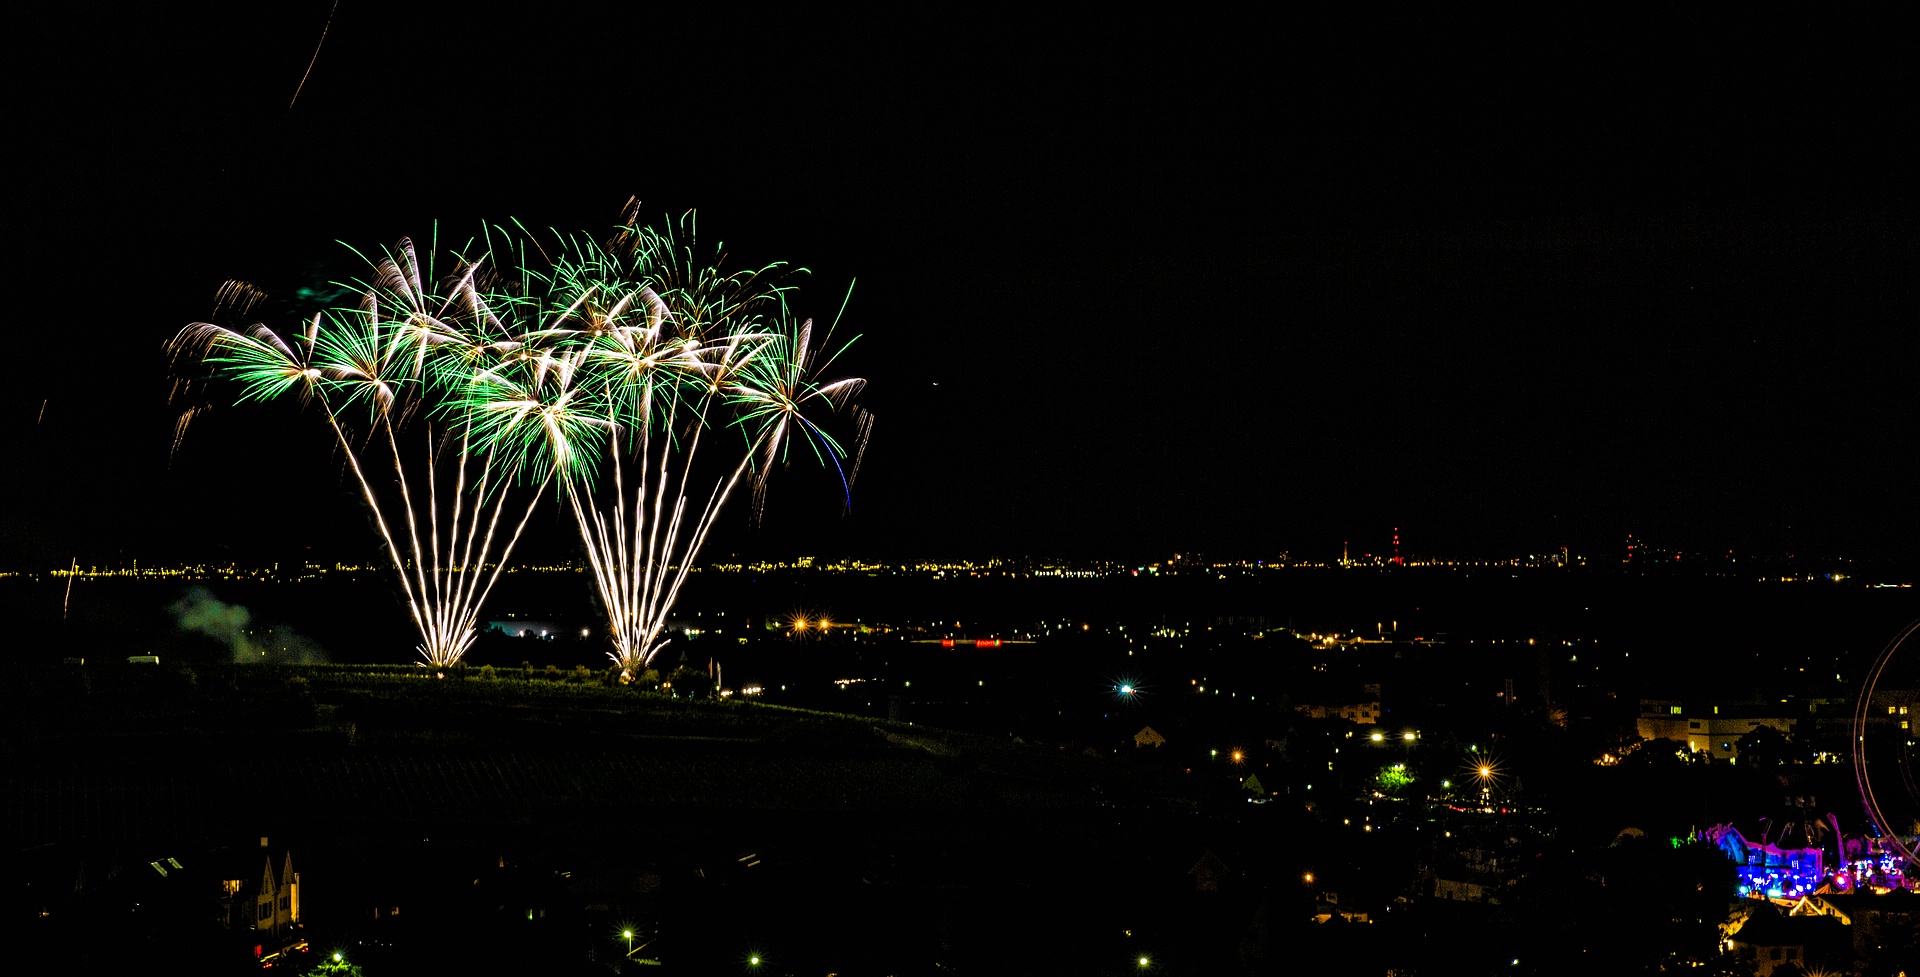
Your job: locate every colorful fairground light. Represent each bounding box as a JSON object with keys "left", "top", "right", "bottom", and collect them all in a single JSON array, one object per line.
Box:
[
  {"left": 1849, "top": 618, "right": 1920, "bottom": 890},
  {"left": 1706, "top": 618, "right": 1920, "bottom": 902},
  {"left": 1836, "top": 832, "right": 1916, "bottom": 893},
  {"left": 1706, "top": 821, "right": 1915, "bottom": 901},
  {"left": 1705, "top": 823, "right": 1828, "bottom": 900}
]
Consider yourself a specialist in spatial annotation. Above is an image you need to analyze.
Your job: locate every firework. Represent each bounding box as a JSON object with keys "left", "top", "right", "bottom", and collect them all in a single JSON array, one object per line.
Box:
[
  {"left": 173, "top": 207, "right": 866, "bottom": 676},
  {"left": 455, "top": 211, "right": 866, "bottom": 674},
  {"left": 170, "top": 242, "right": 553, "bottom": 667}
]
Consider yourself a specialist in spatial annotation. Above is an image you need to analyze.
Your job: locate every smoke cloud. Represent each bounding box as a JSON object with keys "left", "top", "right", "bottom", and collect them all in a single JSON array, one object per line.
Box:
[{"left": 170, "top": 587, "right": 328, "bottom": 664}]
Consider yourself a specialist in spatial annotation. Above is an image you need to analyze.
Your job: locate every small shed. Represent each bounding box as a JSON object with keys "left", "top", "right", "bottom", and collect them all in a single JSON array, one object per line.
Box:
[
  {"left": 1134, "top": 726, "right": 1166, "bottom": 748},
  {"left": 1189, "top": 849, "right": 1229, "bottom": 892}
]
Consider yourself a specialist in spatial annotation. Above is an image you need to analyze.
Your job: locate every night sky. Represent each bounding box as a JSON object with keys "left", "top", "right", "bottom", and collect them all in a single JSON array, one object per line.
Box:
[{"left": 10, "top": 7, "right": 1914, "bottom": 566}]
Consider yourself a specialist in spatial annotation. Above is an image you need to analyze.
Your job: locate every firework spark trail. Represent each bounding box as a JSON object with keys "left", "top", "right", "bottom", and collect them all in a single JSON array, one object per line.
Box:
[
  {"left": 62, "top": 557, "right": 76, "bottom": 620},
  {"left": 289, "top": 0, "right": 341, "bottom": 109},
  {"left": 170, "top": 407, "right": 201, "bottom": 460},
  {"left": 847, "top": 406, "right": 875, "bottom": 492}
]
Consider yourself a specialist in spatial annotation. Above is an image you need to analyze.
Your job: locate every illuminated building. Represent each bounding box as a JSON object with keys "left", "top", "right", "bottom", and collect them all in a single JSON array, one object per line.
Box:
[
  {"left": 204, "top": 837, "right": 305, "bottom": 964},
  {"left": 1636, "top": 699, "right": 1803, "bottom": 759},
  {"left": 1724, "top": 902, "right": 1849, "bottom": 977},
  {"left": 1293, "top": 698, "right": 1381, "bottom": 724}
]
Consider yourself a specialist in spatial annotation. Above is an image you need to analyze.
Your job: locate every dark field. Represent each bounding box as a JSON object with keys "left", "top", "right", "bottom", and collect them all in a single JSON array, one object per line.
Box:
[{"left": 10, "top": 663, "right": 1314, "bottom": 975}]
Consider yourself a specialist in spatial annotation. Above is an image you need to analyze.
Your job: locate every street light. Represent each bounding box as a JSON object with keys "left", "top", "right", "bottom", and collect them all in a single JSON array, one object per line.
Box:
[
  {"left": 1138, "top": 955, "right": 1151, "bottom": 968},
  {"left": 623, "top": 930, "right": 633, "bottom": 955}
]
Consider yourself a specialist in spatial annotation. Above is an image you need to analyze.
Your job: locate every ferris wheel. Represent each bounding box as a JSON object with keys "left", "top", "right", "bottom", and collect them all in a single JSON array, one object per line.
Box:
[{"left": 1851, "top": 617, "right": 1920, "bottom": 885}]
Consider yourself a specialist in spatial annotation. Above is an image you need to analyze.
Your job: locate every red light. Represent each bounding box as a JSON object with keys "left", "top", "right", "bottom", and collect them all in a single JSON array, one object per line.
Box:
[
  {"left": 941, "top": 639, "right": 954, "bottom": 648},
  {"left": 974, "top": 639, "right": 1000, "bottom": 648}
]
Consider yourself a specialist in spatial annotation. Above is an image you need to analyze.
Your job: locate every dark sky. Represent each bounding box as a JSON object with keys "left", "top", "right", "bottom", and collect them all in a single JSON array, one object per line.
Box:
[{"left": 9, "top": 7, "right": 1914, "bottom": 566}]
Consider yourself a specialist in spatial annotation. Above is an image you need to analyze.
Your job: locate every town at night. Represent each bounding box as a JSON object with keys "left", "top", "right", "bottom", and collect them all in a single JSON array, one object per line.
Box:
[{"left": 8, "top": 4, "right": 1915, "bottom": 975}]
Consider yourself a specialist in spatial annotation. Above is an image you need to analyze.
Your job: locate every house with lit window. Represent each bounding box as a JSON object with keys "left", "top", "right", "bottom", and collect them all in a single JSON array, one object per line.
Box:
[
  {"left": 1293, "top": 700, "right": 1381, "bottom": 724},
  {"left": 1636, "top": 699, "right": 1803, "bottom": 758},
  {"left": 1725, "top": 901, "right": 1849, "bottom": 976},
  {"left": 213, "top": 838, "right": 304, "bottom": 964}
]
